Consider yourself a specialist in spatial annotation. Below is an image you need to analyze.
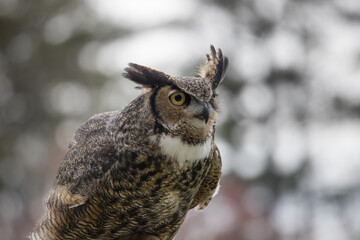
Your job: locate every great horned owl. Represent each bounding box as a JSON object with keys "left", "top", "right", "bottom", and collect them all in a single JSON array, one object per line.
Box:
[{"left": 31, "top": 45, "right": 229, "bottom": 240}]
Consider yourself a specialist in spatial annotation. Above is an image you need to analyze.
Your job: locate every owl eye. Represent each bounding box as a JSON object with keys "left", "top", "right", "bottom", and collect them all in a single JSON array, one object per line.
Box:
[{"left": 169, "top": 92, "right": 187, "bottom": 106}]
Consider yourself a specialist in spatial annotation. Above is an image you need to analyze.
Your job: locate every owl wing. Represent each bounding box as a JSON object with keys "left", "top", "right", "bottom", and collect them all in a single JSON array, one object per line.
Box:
[
  {"left": 191, "top": 144, "right": 222, "bottom": 210},
  {"left": 52, "top": 111, "right": 119, "bottom": 207},
  {"left": 198, "top": 45, "right": 229, "bottom": 89}
]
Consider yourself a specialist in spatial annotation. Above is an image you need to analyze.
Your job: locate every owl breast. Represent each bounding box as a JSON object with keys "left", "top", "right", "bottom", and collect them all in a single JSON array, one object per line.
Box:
[{"left": 98, "top": 142, "right": 212, "bottom": 239}]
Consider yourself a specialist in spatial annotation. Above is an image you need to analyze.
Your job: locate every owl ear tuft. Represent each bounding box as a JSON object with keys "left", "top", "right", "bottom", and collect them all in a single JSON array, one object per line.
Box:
[
  {"left": 197, "top": 45, "right": 229, "bottom": 89},
  {"left": 123, "top": 63, "right": 172, "bottom": 88}
]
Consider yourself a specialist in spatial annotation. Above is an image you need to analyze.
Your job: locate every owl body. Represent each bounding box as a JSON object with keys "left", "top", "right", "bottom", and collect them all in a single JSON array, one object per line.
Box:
[{"left": 32, "top": 46, "right": 228, "bottom": 240}]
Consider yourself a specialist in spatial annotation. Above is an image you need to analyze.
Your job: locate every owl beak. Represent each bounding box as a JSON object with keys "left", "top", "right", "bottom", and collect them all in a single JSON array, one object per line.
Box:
[{"left": 195, "top": 102, "right": 209, "bottom": 124}]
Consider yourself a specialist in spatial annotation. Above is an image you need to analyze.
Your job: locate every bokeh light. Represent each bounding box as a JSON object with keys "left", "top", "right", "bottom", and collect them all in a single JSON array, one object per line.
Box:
[{"left": 0, "top": 0, "right": 360, "bottom": 239}]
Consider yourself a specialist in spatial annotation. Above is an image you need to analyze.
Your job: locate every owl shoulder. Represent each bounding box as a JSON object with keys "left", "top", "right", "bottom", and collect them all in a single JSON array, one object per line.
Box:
[
  {"left": 55, "top": 111, "right": 121, "bottom": 196},
  {"left": 68, "top": 111, "right": 117, "bottom": 148}
]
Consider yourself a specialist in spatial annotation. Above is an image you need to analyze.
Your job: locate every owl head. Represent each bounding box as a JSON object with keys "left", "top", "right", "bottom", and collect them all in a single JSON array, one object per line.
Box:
[{"left": 122, "top": 45, "right": 229, "bottom": 137}]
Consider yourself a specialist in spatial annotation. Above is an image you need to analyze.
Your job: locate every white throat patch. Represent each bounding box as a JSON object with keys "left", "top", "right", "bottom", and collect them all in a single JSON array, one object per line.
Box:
[{"left": 158, "top": 135, "right": 212, "bottom": 166}]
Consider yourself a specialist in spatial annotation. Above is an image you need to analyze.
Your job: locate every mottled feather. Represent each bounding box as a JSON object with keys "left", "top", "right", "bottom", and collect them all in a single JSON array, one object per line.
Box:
[{"left": 32, "top": 46, "right": 228, "bottom": 240}]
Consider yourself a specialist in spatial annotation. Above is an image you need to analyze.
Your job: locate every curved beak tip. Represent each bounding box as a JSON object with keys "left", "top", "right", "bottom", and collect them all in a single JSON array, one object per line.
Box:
[{"left": 194, "top": 102, "right": 210, "bottom": 124}]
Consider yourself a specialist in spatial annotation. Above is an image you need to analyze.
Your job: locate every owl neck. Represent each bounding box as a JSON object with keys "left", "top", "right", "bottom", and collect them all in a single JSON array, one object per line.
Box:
[{"left": 156, "top": 134, "right": 212, "bottom": 166}]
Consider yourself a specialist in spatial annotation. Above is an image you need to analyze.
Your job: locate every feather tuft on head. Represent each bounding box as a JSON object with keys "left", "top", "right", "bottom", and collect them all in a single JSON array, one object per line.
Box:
[
  {"left": 197, "top": 45, "right": 229, "bottom": 89},
  {"left": 122, "top": 63, "right": 173, "bottom": 88}
]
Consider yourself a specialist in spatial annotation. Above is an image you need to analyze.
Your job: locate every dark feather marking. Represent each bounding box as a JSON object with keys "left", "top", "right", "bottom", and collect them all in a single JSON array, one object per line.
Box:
[
  {"left": 150, "top": 87, "right": 168, "bottom": 134},
  {"left": 123, "top": 63, "right": 171, "bottom": 88}
]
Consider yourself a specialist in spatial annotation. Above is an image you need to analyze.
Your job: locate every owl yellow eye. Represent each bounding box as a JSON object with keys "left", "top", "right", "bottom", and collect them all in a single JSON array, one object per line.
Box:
[{"left": 169, "top": 92, "right": 186, "bottom": 106}]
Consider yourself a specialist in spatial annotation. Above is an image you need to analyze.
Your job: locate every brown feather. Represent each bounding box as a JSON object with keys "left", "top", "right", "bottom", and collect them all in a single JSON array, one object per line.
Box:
[{"left": 32, "top": 45, "right": 228, "bottom": 240}]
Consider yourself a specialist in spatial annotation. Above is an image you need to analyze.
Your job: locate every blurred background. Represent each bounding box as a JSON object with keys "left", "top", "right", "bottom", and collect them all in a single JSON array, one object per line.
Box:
[{"left": 1, "top": 0, "right": 360, "bottom": 239}]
